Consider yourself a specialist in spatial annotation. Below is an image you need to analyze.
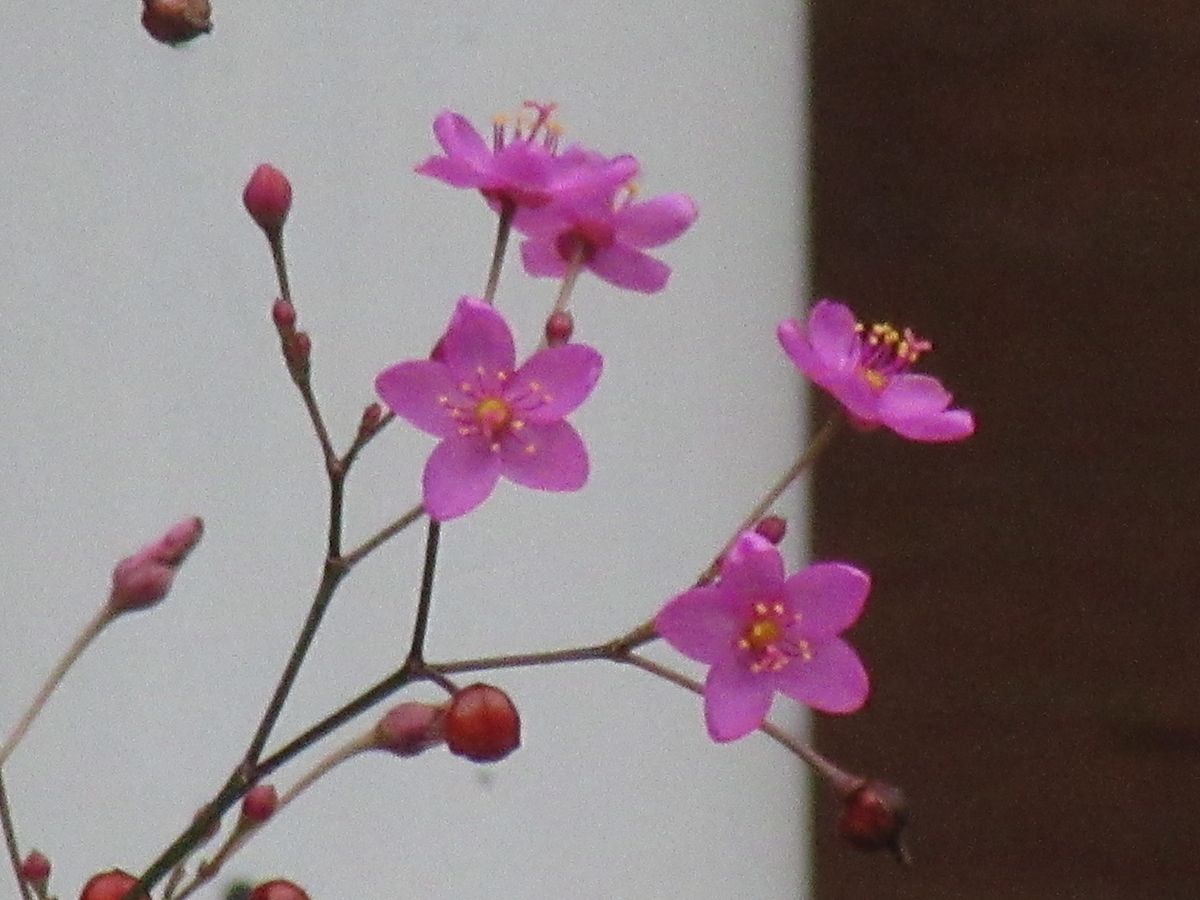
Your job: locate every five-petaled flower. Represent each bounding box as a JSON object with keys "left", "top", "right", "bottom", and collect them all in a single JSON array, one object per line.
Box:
[
  {"left": 416, "top": 103, "right": 637, "bottom": 213},
  {"left": 777, "top": 299, "right": 975, "bottom": 442},
  {"left": 375, "top": 297, "right": 603, "bottom": 520},
  {"left": 655, "top": 532, "right": 870, "bottom": 742},
  {"left": 517, "top": 184, "right": 698, "bottom": 294}
]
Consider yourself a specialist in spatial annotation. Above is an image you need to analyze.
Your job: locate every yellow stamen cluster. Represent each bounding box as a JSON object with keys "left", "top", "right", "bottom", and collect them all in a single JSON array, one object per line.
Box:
[{"left": 737, "top": 602, "right": 810, "bottom": 674}]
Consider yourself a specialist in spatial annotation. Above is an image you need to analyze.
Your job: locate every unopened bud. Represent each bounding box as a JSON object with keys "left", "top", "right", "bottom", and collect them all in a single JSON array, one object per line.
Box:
[
  {"left": 107, "top": 517, "right": 204, "bottom": 614},
  {"left": 373, "top": 702, "right": 445, "bottom": 757},
  {"left": 754, "top": 515, "right": 787, "bottom": 545},
  {"left": 271, "top": 298, "right": 296, "bottom": 335},
  {"left": 79, "top": 869, "right": 149, "bottom": 900},
  {"left": 444, "top": 683, "right": 520, "bottom": 763},
  {"left": 837, "top": 779, "right": 909, "bottom": 863},
  {"left": 243, "top": 164, "right": 293, "bottom": 237},
  {"left": 247, "top": 880, "right": 310, "bottom": 900},
  {"left": 284, "top": 332, "right": 311, "bottom": 372},
  {"left": 240, "top": 784, "right": 278, "bottom": 824},
  {"left": 141, "top": 0, "right": 212, "bottom": 46},
  {"left": 544, "top": 310, "right": 574, "bottom": 346},
  {"left": 358, "top": 403, "right": 384, "bottom": 441},
  {"left": 19, "top": 849, "right": 49, "bottom": 886}
]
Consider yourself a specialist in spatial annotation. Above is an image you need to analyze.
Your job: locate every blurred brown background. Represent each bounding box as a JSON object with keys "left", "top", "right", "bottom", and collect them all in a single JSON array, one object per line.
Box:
[{"left": 810, "top": 4, "right": 1200, "bottom": 899}]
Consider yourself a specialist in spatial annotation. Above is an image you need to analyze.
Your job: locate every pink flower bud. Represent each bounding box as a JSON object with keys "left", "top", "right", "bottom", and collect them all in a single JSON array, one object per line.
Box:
[
  {"left": 107, "top": 517, "right": 204, "bottom": 615},
  {"left": 79, "top": 869, "right": 148, "bottom": 900},
  {"left": 247, "top": 880, "right": 310, "bottom": 900},
  {"left": 754, "top": 515, "right": 787, "bottom": 545},
  {"left": 837, "top": 779, "right": 910, "bottom": 863},
  {"left": 358, "top": 403, "right": 383, "bottom": 441},
  {"left": 272, "top": 298, "right": 296, "bottom": 335},
  {"left": 544, "top": 310, "right": 574, "bottom": 346},
  {"left": 19, "top": 849, "right": 50, "bottom": 884},
  {"left": 373, "top": 702, "right": 445, "bottom": 757},
  {"left": 444, "top": 684, "right": 520, "bottom": 763},
  {"left": 141, "top": 0, "right": 212, "bottom": 46},
  {"left": 243, "top": 164, "right": 293, "bottom": 237},
  {"left": 240, "top": 784, "right": 278, "bottom": 824},
  {"left": 284, "top": 332, "right": 311, "bottom": 372}
]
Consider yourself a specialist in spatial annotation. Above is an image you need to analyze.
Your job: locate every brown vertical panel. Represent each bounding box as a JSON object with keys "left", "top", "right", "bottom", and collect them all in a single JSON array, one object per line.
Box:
[{"left": 810, "top": 4, "right": 1200, "bottom": 898}]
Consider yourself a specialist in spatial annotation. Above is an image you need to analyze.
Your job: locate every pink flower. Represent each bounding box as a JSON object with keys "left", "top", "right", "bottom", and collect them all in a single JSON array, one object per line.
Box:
[
  {"left": 517, "top": 186, "right": 697, "bottom": 294},
  {"left": 416, "top": 103, "right": 637, "bottom": 212},
  {"left": 655, "top": 532, "right": 870, "bottom": 742},
  {"left": 375, "top": 298, "right": 602, "bottom": 520},
  {"left": 778, "top": 299, "right": 975, "bottom": 442}
]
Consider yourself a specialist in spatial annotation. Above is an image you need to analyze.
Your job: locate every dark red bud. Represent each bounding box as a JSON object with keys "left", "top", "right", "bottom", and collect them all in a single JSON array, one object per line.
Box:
[
  {"left": 358, "top": 403, "right": 384, "bottom": 440},
  {"left": 141, "top": 0, "right": 212, "bottom": 46},
  {"left": 374, "top": 702, "right": 445, "bottom": 756},
  {"left": 243, "top": 164, "right": 293, "bottom": 236},
  {"left": 78, "top": 869, "right": 149, "bottom": 900},
  {"left": 285, "top": 332, "right": 311, "bottom": 370},
  {"left": 247, "top": 879, "right": 311, "bottom": 900},
  {"left": 544, "top": 310, "right": 574, "bottom": 346},
  {"left": 240, "top": 784, "right": 278, "bottom": 824},
  {"left": 271, "top": 298, "right": 296, "bottom": 335},
  {"left": 19, "top": 850, "right": 50, "bottom": 883},
  {"left": 837, "top": 779, "right": 910, "bottom": 863},
  {"left": 444, "top": 683, "right": 520, "bottom": 763},
  {"left": 754, "top": 515, "right": 787, "bottom": 545}
]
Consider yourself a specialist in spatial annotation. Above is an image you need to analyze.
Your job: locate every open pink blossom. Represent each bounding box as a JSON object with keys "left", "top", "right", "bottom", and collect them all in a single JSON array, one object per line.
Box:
[
  {"left": 655, "top": 532, "right": 870, "bottom": 742},
  {"left": 375, "top": 298, "right": 602, "bottom": 520},
  {"left": 778, "top": 299, "right": 975, "bottom": 442},
  {"left": 416, "top": 103, "right": 637, "bottom": 212},
  {"left": 516, "top": 186, "right": 698, "bottom": 294}
]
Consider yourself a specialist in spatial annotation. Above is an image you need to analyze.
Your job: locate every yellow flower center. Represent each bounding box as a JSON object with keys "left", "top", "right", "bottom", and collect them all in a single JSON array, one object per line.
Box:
[
  {"left": 744, "top": 617, "right": 781, "bottom": 653},
  {"left": 474, "top": 397, "right": 512, "bottom": 437}
]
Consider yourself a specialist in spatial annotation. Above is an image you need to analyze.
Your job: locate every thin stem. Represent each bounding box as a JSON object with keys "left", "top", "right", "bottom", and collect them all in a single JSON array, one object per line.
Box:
[
  {"left": 0, "top": 607, "right": 111, "bottom": 767},
  {"left": 269, "top": 234, "right": 292, "bottom": 306},
  {"left": 483, "top": 203, "right": 515, "bottom": 303},
  {"left": 295, "top": 379, "right": 337, "bottom": 473},
  {"left": 341, "top": 503, "right": 426, "bottom": 569},
  {"left": 342, "top": 411, "right": 395, "bottom": 470},
  {"left": 242, "top": 561, "right": 347, "bottom": 770},
  {"left": 432, "top": 643, "right": 610, "bottom": 675},
  {"left": 621, "top": 653, "right": 856, "bottom": 790},
  {"left": 551, "top": 249, "right": 585, "bottom": 317},
  {"left": 405, "top": 521, "right": 441, "bottom": 664},
  {"left": 694, "top": 416, "right": 840, "bottom": 587},
  {"left": 0, "top": 774, "right": 32, "bottom": 900}
]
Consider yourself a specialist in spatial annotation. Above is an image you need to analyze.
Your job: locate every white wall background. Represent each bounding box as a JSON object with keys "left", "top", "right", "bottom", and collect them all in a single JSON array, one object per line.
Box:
[{"left": 0, "top": 3, "right": 811, "bottom": 897}]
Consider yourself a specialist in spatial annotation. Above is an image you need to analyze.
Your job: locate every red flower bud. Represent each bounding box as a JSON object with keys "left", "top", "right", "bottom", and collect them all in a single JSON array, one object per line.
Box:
[
  {"left": 444, "top": 683, "right": 520, "bottom": 763},
  {"left": 754, "top": 515, "right": 787, "bottom": 545},
  {"left": 247, "top": 879, "right": 311, "bottom": 900},
  {"left": 544, "top": 310, "right": 574, "bottom": 346},
  {"left": 141, "top": 0, "right": 212, "bottom": 46},
  {"left": 108, "top": 517, "right": 204, "bottom": 614},
  {"left": 243, "top": 164, "right": 293, "bottom": 237},
  {"left": 240, "top": 784, "right": 278, "bottom": 824},
  {"left": 79, "top": 869, "right": 149, "bottom": 900},
  {"left": 285, "top": 332, "right": 311, "bottom": 371},
  {"left": 374, "top": 702, "right": 445, "bottom": 757},
  {"left": 19, "top": 849, "right": 50, "bottom": 884},
  {"left": 837, "top": 779, "right": 910, "bottom": 863},
  {"left": 358, "top": 402, "right": 384, "bottom": 441},
  {"left": 272, "top": 298, "right": 296, "bottom": 335}
]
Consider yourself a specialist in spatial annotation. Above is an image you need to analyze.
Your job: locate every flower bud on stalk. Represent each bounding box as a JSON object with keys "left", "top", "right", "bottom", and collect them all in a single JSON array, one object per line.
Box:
[
  {"left": 544, "top": 309, "right": 574, "bottom": 346},
  {"left": 247, "top": 879, "right": 310, "bottom": 900},
  {"left": 141, "top": 0, "right": 212, "bottom": 46},
  {"left": 78, "top": 869, "right": 149, "bottom": 900},
  {"left": 271, "top": 298, "right": 296, "bottom": 336},
  {"left": 444, "top": 683, "right": 520, "bottom": 763},
  {"left": 107, "top": 516, "right": 204, "bottom": 615},
  {"left": 19, "top": 850, "right": 49, "bottom": 891},
  {"left": 284, "top": 332, "right": 312, "bottom": 376},
  {"left": 373, "top": 701, "right": 445, "bottom": 757},
  {"left": 243, "top": 164, "right": 293, "bottom": 239},
  {"left": 240, "top": 784, "right": 279, "bottom": 825},
  {"left": 754, "top": 514, "right": 787, "bottom": 545},
  {"left": 836, "top": 778, "right": 910, "bottom": 864},
  {"left": 357, "top": 402, "right": 384, "bottom": 442}
]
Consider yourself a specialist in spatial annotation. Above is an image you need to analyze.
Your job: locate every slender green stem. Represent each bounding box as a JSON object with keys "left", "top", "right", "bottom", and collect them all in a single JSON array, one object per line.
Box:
[
  {"left": 0, "top": 773, "right": 32, "bottom": 900},
  {"left": 406, "top": 522, "right": 442, "bottom": 664},
  {"left": 552, "top": 248, "right": 585, "bottom": 316},
  {"left": 483, "top": 203, "right": 515, "bottom": 303},
  {"left": 0, "top": 607, "right": 111, "bottom": 767}
]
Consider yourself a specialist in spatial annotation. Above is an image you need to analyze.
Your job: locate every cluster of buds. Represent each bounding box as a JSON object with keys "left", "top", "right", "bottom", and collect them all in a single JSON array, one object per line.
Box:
[{"left": 373, "top": 684, "right": 520, "bottom": 764}]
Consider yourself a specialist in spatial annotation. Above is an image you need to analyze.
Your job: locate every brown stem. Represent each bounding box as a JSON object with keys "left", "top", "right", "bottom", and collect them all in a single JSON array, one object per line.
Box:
[
  {"left": 341, "top": 503, "right": 426, "bottom": 569},
  {"left": 0, "top": 773, "right": 32, "bottom": 900}
]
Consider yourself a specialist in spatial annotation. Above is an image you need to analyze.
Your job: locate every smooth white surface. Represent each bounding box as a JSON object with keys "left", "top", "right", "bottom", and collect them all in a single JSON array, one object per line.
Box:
[{"left": 0, "top": 4, "right": 811, "bottom": 897}]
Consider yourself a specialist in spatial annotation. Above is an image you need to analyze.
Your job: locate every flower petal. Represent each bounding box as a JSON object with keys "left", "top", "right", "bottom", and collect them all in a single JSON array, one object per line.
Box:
[
  {"left": 588, "top": 244, "right": 671, "bottom": 293},
  {"left": 374, "top": 360, "right": 464, "bottom": 439},
  {"left": 498, "top": 420, "right": 588, "bottom": 491},
  {"left": 439, "top": 297, "right": 516, "bottom": 380},
  {"left": 879, "top": 375, "right": 975, "bottom": 442},
  {"left": 777, "top": 318, "right": 827, "bottom": 381},
  {"left": 889, "top": 407, "right": 976, "bottom": 442},
  {"left": 415, "top": 155, "right": 486, "bottom": 189},
  {"left": 519, "top": 238, "right": 568, "bottom": 278},
  {"left": 431, "top": 111, "right": 490, "bottom": 168},
  {"left": 773, "top": 638, "right": 869, "bottom": 714},
  {"left": 806, "top": 300, "right": 859, "bottom": 371},
  {"left": 613, "top": 194, "right": 698, "bottom": 248},
  {"left": 784, "top": 563, "right": 870, "bottom": 639},
  {"left": 823, "top": 370, "right": 885, "bottom": 423},
  {"left": 508, "top": 345, "right": 603, "bottom": 422},
  {"left": 423, "top": 436, "right": 501, "bottom": 521},
  {"left": 719, "top": 532, "right": 785, "bottom": 605},
  {"left": 705, "top": 660, "right": 773, "bottom": 742},
  {"left": 654, "top": 586, "right": 739, "bottom": 665}
]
